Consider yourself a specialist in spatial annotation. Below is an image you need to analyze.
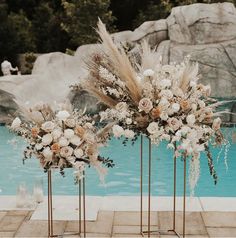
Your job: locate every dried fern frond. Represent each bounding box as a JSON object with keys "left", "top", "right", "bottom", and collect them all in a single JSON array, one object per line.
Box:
[
  {"left": 179, "top": 62, "right": 199, "bottom": 93},
  {"left": 96, "top": 18, "right": 141, "bottom": 105}
]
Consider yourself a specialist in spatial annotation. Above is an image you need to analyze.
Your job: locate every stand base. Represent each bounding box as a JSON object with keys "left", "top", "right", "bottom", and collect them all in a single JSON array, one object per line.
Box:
[
  {"left": 48, "top": 232, "right": 83, "bottom": 238},
  {"left": 140, "top": 229, "right": 181, "bottom": 237}
]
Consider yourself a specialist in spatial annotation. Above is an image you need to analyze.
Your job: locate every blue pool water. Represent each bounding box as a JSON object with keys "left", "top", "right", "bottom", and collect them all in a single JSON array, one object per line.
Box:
[{"left": 0, "top": 126, "right": 236, "bottom": 196}]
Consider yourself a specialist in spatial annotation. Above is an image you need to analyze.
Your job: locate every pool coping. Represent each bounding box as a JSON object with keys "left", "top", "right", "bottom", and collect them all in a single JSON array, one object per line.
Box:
[{"left": 1, "top": 196, "right": 236, "bottom": 221}]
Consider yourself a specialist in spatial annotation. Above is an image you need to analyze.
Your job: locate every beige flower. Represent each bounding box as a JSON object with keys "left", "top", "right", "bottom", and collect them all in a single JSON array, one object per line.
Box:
[
  {"left": 168, "top": 118, "right": 182, "bottom": 131},
  {"left": 64, "top": 118, "right": 76, "bottom": 128},
  {"left": 138, "top": 98, "right": 153, "bottom": 113},
  {"left": 42, "top": 134, "right": 53, "bottom": 146},
  {"left": 11, "top": 117, "right": 21, "bottom": 130},
  {"left": 41, "top": 121, "right": 55, "bottom": 132},
  {"left": 51, "top": 143, "right": 60, "bottom": 153},
  {"left": 75, "top": 126, "right": 85, "bottom": 138},
  {"left": 74, "top": 148, "right": 84, "bottom": 158},
  {"left": 31, "top": 127, "right": 39, "bottom": 137},
  {"left": 60, "top": 146, "right": 73, "bottom": 158},
  {"left": 180, "top": 100, "right": 190, "bottom": 111},
  {"left": 212, "top": 117, "right": 221, "bottom": 131},
  {"left": 151, "top": 107, "right": 162, "bottom": 119},
  {"left": 64, "top": 129, "right": 74, "bottom": 139},
  {"left": 147, "top": 122, "right": 159, "bottom": 134},
  {"left": 115, "top": 102, "right": 128, "bottom": 112},
  {"left": 70, "top": 135, "right": 82, "bottom": 146},
  {"left": 112, "top": 125, "right": 124, "bottom": 138},
  {"left": 186, "top": 114, "right": 196, "bottom": 126}
]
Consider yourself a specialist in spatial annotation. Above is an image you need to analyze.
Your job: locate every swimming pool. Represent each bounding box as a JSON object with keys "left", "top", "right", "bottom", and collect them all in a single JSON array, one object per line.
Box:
[{"left": 0, "top": 126, "right": 236, "bottom": 196}]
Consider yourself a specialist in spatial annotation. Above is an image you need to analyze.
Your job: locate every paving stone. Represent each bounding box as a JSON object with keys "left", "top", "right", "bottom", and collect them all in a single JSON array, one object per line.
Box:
[
  {"left": 0, "top": 231, "right": 15, "bottom": 237},
  {"left": 65, "top": 221, "right": 112, "bottom": 234},
  {"left": 158, "top": 211, "right": 207, "bottom": 235},
  {"left": 114, "top": 211, "right": 158, "bottom": 226},
  {"left": 14, "top": 220, "right": 66, "bottom": 237},
  {"left": 0, "top": 213, "right": 6, "bottom": 222},
  {"left": 6, "top": 211, "right": 29, "bottom": 216},
  {"left": 202, "top": 212, "right": 236, "bottom": 227},
  {"left": 113, "top": 225, "right": 158, "bottom": 235},
  {"left": 0, "top": 215, "right": 25, "bottom": 232},
  {"left": 207, "top": 227, "right": 236, "bottom": 237},
  {"left": 97, "top": 211, "right": 114, "bottom": 222}
]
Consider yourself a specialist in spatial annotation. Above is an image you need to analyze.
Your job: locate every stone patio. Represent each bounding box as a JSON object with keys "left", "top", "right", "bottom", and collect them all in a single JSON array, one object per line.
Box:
[{"left": 0, "top": 210, "right": 236, "bottom": 237}]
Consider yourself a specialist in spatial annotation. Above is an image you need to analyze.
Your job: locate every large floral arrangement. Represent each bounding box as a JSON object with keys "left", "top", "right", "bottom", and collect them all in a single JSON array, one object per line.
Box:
[
  {"left": 77, "top": 20, "right": 228, "bottom": 193},
  {"left": 10, "top": 101, "right": 114, "bottom": 182}
]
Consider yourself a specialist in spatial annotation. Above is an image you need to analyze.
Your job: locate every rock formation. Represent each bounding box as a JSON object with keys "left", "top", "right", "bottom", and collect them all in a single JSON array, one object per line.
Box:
[{"left": 0, "top": 2, "right": 235, "bottom": 123}]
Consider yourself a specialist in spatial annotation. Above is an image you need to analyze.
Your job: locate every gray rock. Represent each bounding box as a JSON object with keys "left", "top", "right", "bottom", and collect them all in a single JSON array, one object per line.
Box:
[{"left": 167, "top": 2, "right": 236, "bottom": 44}]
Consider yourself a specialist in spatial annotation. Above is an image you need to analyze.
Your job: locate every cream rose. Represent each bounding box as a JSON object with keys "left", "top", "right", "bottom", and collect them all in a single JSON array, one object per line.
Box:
[
  {"left": 171, "top": 103, "right": 180, "bottom": 113},
  {"left": 143, "top": 69, "right": 154, "bottom": 77},
  {"left": 64, "top": 118, "right": 76, "bottom": 128},
  {"left": 70, "top": 135, "right": 82, "bottom": 146},
  {"left": 124, "top": 129, "right": 135, "bottom": 139},
  {"left": 56, "top": 110, "right": 70, "bottom": 121},
  {"left": 58, "top": 137, "right": 69, "bottom": 147},
  {"left": 64, "top": 129, "right": 74, "bottom": 139},
  {"left": 186, "top": 114, "right": 196, "bottom": 126},
  {"left": 60, "top": 146, "right": 73, "bottom": 158},
  {"left": 147, "top": 122, "right": 159, "bottom": 134},
  {"left": 115, "top": 102, "right": 128, "bottom": 112},
  {"left": 42, "top": 147, "right": 53, "bottom": 160},
  {"left": 168, "top": 118, "right": 182, "bottom": 131},
  {"left": 41, "top": 134, "right": 53, "bottom": 146},
  {"left": 112, "top": 125, "right": 124, "bottom": 138},
  {"left": 41, "top": 121, "right": 55, "bottom": 132},
  {"left": 138, "top": 98, "right": 153, "bottom": 113},
  {"left": 212, "top": 117, "right": 221, "bottom": 130},
  {"left": 160, "top": 79, "right": 171, "bottom": 89},
  {"left": 52, "top": 129, "right": 62, "bottom": 140},
  {"left": 74, "top": 148, "right": 84, "bottom": 158}
]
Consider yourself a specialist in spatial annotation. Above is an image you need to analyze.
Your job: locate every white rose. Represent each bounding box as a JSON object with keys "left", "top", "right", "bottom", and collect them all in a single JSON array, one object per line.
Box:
[
  {"left": 172, "top": 103, "right": 180, "bottom": 113},
  {"left": 60, "top": 146, "right": 73, "bottom": 158},
  {"left": 186, "top": 114, "right": 196, "bottom": 126},
  {"left": 143, "top": 69, "right": 154, "bottom": 77},
  {"left": 64, "top": 129, "right": 74, "bottom": 139},
  {"left": 84, "top": 133, "right": 95, "bottom": 144},
  {"left": 181, "top": 139, "right": 191, "bottom": 150},
  {"left": 160, "top": 112, "right": 169, "bottom": 121},
  {"left": 124, "top": 129, "right": 135, "bottom": 139},
  {"left": 70, "top": 135, "right": 82, "bottom": 146},
  {"left": 198, "top": 100, "right": 205, "bottom": 109},
  {"left": 58, "top": 137, "right": 69, "bottom": 147},
  {"left": 11, "top": 117, "right": 21, "bottom": 130},
  {"left": 168, "top": 118, "right": 182, "bottom": 131},
  {"left": 159, "top": 90, "right": 173, "bottom": 99},
  {"left": 112, "top": 125, "right": 124, "bottom": 138},
  {"left": 126, "top": 118, "right": 132, "bottom": 125},
  {"left": 42, "top": 147, "right": 53, "bottom": 160},
  {"left": 138, "top": 98, "right": 153, "bottom": 113},
  {"left": 115, "top": 102, "right": 128, "bottom": 112},
  {"left": 159, "top": 97, "right": 170, "bottom": 108},
  {"left": 67, "top": 156, "right": 76, "bottom": 163},
  {"left": 35, "top": 143, "right": 43, "bottom": 151},
  {"left": 56, "top": 110, "right": 70, "bottom": 121},
  {"left": 191, "top": 103, "right": 197, "bottom": 111},
  {"left": 160, "top": 79, "right": 171, "bottom": 89},
  {"left": 52, "top": 129, "right": 62, "bottom": 140},
  {"left": 42, "top": 134, "right": 53, "bottom": 145},
  {"left": 147, "top": 122, "right": 159, "bottom": 134},
  {"left": 41, "top": 121, "right": 55, "bottom": 133},
  {"left": 74, "top": 148, "right": 84, "bottom": 158},
  {"left": 212, "top": 117, "right": 221, "bottom": 130}
]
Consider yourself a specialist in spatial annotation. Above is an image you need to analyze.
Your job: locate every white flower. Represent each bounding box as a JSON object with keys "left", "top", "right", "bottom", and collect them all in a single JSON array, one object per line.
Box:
[
  {"left": 186, "top": 114, "right": 196, "bottom": 126},
  {"left": 172, "top": 103, "right": 180, "bottom": 113},
  {"left": 203, "top": 85, "right": 211, "bottom": 97},
  {"left": 191, "top": 103, "right": 197, "bottom": 111},
  {"left": 212, "top": 117, "right": 221, "bottom": 130},
  {"left": 168, "top": 118, "right": 182, "bottom": 131},
  {"left": 160, "top": 112, "right": 169, "bottom": 121},
  {"left": 64, "top": 129, "right": 74, "bottom": 139},
  {"left": 52, "top": 129, "right": 62, "bottom": 140},
  {"left": 41, "top": 121, "right": 55, "bottom": 132},
  {"left": 147, "top": 122, "right": 159, "bottom": 134},
  {"left": 70, "top": 135, "right": 82, "bottom": 146},
  {"left": 42, "top": 147, "right": 53, "bottom": 160},
  {"left": 67, "top": 156, "right": 76, "bottom": 163},
  {"left": 112, "top": 125, "right": 124, "bottom": 138},
  {"left": 198, "top": 100, "right": 205, "bottom": 109},
  {"left": 56, "top": 110, "right": 70, "bottom": 121},
  {"left": 190, "top": 81, "right": 197, "bottom": 87},
  {"left": 159, "top": 97, "right": 170, "bottom": 108},
  {"left": 84, "top": 133, "right": 95, "bottom": 144},
  {"left": 159, "top": 90, "right": 173, "bottom": 99},
  {"left": 143, "top": 69, "right": 154, "bottom": 77},
  {"left": 58, "top": 137, "right": 69, "bottom": 147},
  {"left": 11, "top": 117, "right": 21, "bottom": 129},
  {"left": 74, "top": 148, "right": 84, "bottom": 158},
  {"left": 35, "top": 143, "right": 43, "bottom": 151},
  {"left": 115, "top": 102, "right": 128, "bottom": 112},
  {"left": 64, "top": 118, "right": 76, "bottom": 128},
  {"left": 42, "top": 134, "right": 53, "bottom": 146},
  {"left": 181, "top": 126, "right": 190, "bottom": 135},
  {"left": 181, "top": 139, "right": 191, "bottom": 150},
  {"left": 124, "top": 129, "right": 135, "bottom": 139},
  {"left": 126, "top": 118, "right": 132, "bottom": 125},
  {"left": 60, "top": 146, "right": 73, "bottom": 158},
  {"left": 138, "top": 98, "right": 153, "bottom": 113},
  {"left": 160, "top": 79, "right": 171, "bottom": 89}
]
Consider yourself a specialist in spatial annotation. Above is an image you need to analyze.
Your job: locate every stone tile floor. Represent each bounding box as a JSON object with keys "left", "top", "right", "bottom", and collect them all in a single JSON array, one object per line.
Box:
[{"left": 0, "top": 210, "right": 236, "bottom": 237}]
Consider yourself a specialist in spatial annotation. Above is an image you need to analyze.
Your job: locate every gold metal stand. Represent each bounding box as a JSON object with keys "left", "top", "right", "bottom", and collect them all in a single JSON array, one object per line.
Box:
[
  {"left": 140, "top": 136, "right": 186, "bottom": 237},
  {"left": 48, "top": 169, "right": 86, "bottom": 238}
]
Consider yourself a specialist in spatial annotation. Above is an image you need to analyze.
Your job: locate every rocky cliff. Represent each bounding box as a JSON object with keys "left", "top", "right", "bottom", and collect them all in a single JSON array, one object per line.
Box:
[{"left": 0, "top": 2, "right": 235, "bottom": 123}]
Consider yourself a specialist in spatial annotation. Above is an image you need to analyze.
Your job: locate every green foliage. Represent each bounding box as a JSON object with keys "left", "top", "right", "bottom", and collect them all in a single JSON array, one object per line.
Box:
[{"left": 61, "top": 0, "right": 115, "bottom": 49}]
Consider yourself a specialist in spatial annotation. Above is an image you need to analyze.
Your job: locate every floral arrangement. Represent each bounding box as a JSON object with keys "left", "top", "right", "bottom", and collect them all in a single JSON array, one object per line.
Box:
[
  {"left": 77, "top": 20, "right": 229, "bottom": 194},
  {"left": 10, "top": 101, "right": 114, "bottom": 182}
]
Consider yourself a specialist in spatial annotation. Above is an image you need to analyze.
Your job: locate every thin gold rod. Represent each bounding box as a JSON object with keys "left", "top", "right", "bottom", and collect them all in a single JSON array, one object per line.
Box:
[
  {"left": 83, "top": 171, "right": 86, "bottom": 238},
  {"left": 140, "top": 135, "right": 143, "bottom": 234},
  {"left": 79, "top": 180, "right": 82, "bottom": 235},
  {"left": 148, "top": 138, "right": 151, "bottom": 238},
  {"left": 183, "top": 157, "right": 186, "bottom": 238},
  {"left": 48, "top": 171, "right": 51, "bottom": 238}
]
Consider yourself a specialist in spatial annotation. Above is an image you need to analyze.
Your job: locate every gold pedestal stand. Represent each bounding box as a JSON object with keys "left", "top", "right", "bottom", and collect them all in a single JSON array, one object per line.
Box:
[
  {"left": 140, "top": 135, "right": 186, "bottom": 238},
  {"left": 47, "top": 170, "right": 86, "bottom": 238}
]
